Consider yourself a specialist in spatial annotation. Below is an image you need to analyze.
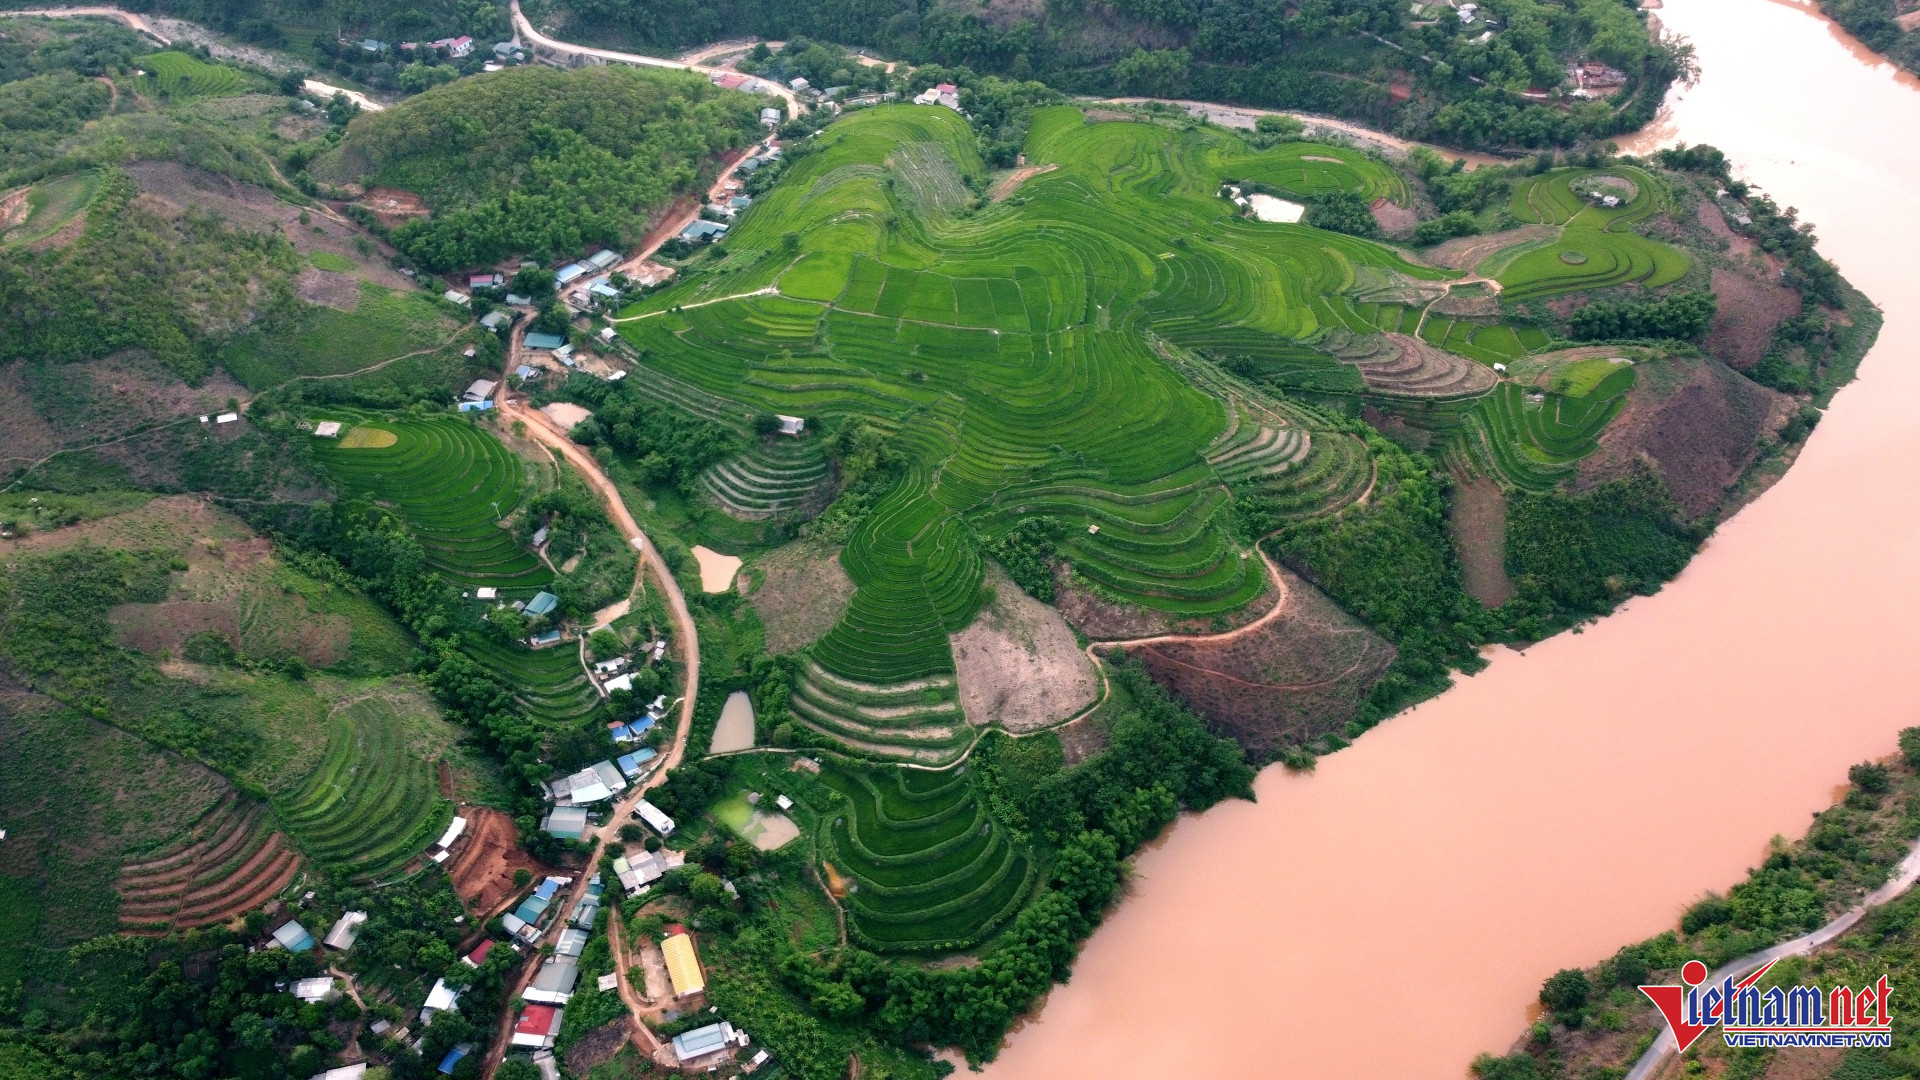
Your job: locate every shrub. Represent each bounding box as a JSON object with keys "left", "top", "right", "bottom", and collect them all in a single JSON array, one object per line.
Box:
[
  {"left": 1302, "top": 189, "right": 1378, "bottom": 238},
  {"left": 1538, "top": 968, "right": 1591, "bottom": 1013},
  {"left": 1850, "top": 761, "right": 1892, "bottom": 794},
  {"left": 1569, "top": 290, "right": 1716, "bottom": 342}
]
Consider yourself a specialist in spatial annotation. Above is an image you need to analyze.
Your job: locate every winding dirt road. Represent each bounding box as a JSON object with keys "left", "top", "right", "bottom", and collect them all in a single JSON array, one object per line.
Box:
[
  {"left": 476, "top": 330, "right": 701, "bottom": 1080},
  {"left": 509, "top": 0, "right": 805, "bottom": 116}
]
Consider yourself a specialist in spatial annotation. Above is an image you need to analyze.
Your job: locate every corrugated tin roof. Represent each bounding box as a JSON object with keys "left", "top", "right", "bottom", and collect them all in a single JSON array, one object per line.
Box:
[{"left": 662, "top": 933, "right": 705, "bottom": 996}]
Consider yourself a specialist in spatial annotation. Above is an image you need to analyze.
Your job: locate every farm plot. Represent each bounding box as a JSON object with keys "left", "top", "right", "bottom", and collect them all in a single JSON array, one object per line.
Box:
[
  {"left": 310, "top": 414, "right": 552, "bottom": 594},
  {"left": 1497, "top": 167, "right": 1690, "bottom": 300},
  {"left": 133, "top": 51, "right": 245, "bottom": 99},
  {"left": 702, "top": 436, "right": 830, "bottom": 520},
  {"left": 810, "top": 761, "right": 1035, "bottom": 953},
  {"left": 273, "top": 696, "right": 452, "bottom": 881},
  {"left": 117, "top": 794, "right": 302, "bottom": 932},
  {"left": 0, "top": 170, "right": 101, "bottom": 249},
  {"left": 611, "top": 104, "right": 1461, "bottom": 758},
  {"left": 1455, "top": 365, "right": 1635, "bottom": 491}
]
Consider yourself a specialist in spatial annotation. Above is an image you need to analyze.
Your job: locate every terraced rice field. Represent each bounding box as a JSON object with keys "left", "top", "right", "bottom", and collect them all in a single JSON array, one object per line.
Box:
[
  {"left": 117, "top": 794, "right": 302, "bottom": 932},
  {"left": 617, "top": 105, "right": 1473, "bottom": 758},
  {"left": 703, "top": 437, "right": 830, "bottom": 520},
  {"left": 461, "top": 634, "right": 599, "bottom": 726},
  {"left": 812, "top": 761, "right": 1034, "bottom": 952},
  {"left": 1455, "top": 362, "right": 1636, "bottom": 490},
  {"left": 310, "top": 414, "right": 552, "bottom": 593},
  {"left": 1497, "top": 167, "right": 1690, "bottom": 300},
  {"left": 273, "top": 697, "right": 453, "bottom": 881},
  {"left": 135, "top": 51, "right": 244, "bottom": 99}
]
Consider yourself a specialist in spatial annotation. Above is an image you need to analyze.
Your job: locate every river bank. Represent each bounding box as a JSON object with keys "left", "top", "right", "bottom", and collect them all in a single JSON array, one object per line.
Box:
[{"left": 979, "top": 0, "right": 1920, "bottom": 1074}]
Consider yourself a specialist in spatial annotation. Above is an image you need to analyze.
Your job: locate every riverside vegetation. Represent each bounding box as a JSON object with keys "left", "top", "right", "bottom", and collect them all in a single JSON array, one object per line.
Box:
[
  {"left": 1473, "top": 733, "right": 1920, "bottom": 1080},
  {"left": 0, "top": 11, "right": 1882, "bottom": 1080}
]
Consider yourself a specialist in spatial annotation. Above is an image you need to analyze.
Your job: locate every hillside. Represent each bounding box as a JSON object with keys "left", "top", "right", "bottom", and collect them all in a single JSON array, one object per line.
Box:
[
  {"left": 556, "top": 0, "right": 1687, "bottom": 149},
  {"left": 1818, "top": 0, "right": 1920, "bottom": 78},
  {"left": 316, "top": 65, "right": 767, "bottom": 267},
  {"left": 0, "top": 13, "right": 1884, "bottom": 1080}
]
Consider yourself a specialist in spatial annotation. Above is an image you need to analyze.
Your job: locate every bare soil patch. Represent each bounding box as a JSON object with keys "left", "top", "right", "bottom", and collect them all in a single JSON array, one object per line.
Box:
[
  {"left": 950, "top": 563, "right": 1099, "bottom": 732},
  {"left": 0, "top": 360, "right": 64, "bottom": 470},
  {"left": 1053, "top": 560, "right": 1277, "bottom": 639},
  {"left": 0, "top": 187, "right": 30, "bottom": 231},
  {"left": 1577, "top": 356, "right": 1794, "bottom": 519},
  {"left": 747, "top": 541, "right": 856, "bottom": 654},
  {"left": 1704, "top": 266, "right": 1800, "bottom": 370},
  {"left": 989, "top": 163, "right": 1057, "bottom": 202},
  {"left": 1052, "top": 708, "right": 1111, "bottom": 765},
  {"left": 1082, "top": 108, "right": 1133, "bottom": 122},
  {"left": 1423, "top": 224, "right": 1558, "bottom": 272},
  {"left": 110, "top": 599, "right": 240, "bottom": 657},
  {"left": 689, "top": 544, "right": 741, "bottom": 593},
  {"left": 1132, "top": 566, "right": 1395, "bottom": 760},
  {"left": 446, "top": 806, "right": 554, "bottom": 916},
  {"left": 1369, "top": 197, "right": 1419, "bottom": 237},
  {"left": 356, "top": 186, "right": 429, "bottom": 228},
  {"left": 540, "top": 402, "right": 594, "bottom": 430},
  {"left": 1695, "top": 197, "right": 1754, "bottom": 255},
  {"left": 1448, "top": 472, "right": 1515, "bottom": 607},
  {"left": 296, "top": 266, "right": 360, "bottom": 310}
]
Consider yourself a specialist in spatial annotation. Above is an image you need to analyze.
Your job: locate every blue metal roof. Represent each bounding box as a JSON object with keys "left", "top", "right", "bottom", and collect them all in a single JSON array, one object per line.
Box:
[{"left": 525, "top": 591, "right": 558, "bottom": 616}]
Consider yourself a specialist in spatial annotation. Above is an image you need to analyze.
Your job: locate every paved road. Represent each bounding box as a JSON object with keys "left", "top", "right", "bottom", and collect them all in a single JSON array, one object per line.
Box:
[
  {"left": 509, "top": 0, "right": 805, "bottom": 116},
  {"left": 1624, "top": 833, "right": 1920, "bottom": 1080}
]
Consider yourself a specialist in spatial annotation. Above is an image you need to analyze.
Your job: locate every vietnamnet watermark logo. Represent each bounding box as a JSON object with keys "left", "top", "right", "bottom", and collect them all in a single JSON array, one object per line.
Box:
[{"left": 1640, "top": 958, "right": 1893, "bottom": 1050}]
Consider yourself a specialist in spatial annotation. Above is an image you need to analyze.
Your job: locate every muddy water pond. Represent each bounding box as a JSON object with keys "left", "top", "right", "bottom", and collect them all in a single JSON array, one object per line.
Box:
[{"left": 982, "top": 0, "right": 1920, "bottom": 1075}]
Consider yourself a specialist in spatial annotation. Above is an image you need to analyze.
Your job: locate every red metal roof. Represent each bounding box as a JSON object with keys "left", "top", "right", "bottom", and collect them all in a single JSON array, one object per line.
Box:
[{"left": 516, "top": 1003, "right": 558, "bottom": 1035}]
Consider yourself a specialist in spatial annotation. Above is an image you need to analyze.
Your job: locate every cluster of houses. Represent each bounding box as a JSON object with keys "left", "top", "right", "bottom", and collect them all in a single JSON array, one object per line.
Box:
[
  {"left": 395, "top": 36, "right": 474, "bottom": 59},
  {"left": 1567, "top": 60, "right": 1628, "bottom": 99},
  {"left": 912, "top": 81, "right": 962, "bottom": 111},
  {"left": 537, "top": 751, "right": 667, "bottom": 841}
]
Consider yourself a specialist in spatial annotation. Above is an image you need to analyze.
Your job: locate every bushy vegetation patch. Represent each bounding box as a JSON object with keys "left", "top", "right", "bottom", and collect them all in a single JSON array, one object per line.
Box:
[{"left": 339, "top": 66, "right": 764, "bottom": 269}]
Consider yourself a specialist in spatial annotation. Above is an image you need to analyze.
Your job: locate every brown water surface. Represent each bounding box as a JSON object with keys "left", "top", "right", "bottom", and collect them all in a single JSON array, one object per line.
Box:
[{"left": 982, "top": 0, "right": 1920, "bottom": 1075}]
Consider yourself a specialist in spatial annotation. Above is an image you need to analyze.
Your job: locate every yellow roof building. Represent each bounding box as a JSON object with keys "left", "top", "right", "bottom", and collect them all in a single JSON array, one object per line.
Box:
[{"left": 662, "top": 932, "right": 706, "bottom": 997}]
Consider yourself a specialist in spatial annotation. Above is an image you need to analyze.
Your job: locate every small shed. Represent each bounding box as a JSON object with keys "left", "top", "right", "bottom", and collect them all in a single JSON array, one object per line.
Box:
[
  {"left": 215, "top": 412, "right": 240, "bottom": 424},
  {"left": 435, "top": 815, "right": 468, "bottom": 850},
  {"left": 775, "top": 414, "right": 805, "bottom": 436},
  {"left": 292, "top": 976, "right": 336, "bottom": 1002},
  {"left": 479, "top": 310, "right": 509, "bottom": 330},
  {"left": 444, "top": 289, "right": 471, "bottom": 306},
  {"left": 270, "top": 920, "right": 314, "bottom": 952},
  {"left": 322, "top": 910, "right": 368, "bottom": 951},
  {"left": 476, "top": 586, "right": 498, "bottom": 600},
  {"left": 313, "top": 421, "right": 342, "bottom": 437},
  {"left": 760, "top": 106, "right": 782, "bottom": 125},
  {"left": 463, "top": 379, "right": 497, "bottom": 402},
  {"left": 634, "top": 799, "right": 675, "bottom": 837},
  {"left": 541, "top": 805, "right": 590, "bottom": 839}
]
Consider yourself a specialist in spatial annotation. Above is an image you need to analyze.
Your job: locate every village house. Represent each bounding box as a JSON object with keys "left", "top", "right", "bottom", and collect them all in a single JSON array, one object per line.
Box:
[{"left": 662, "top": 929, "right": 706, "bottom": 997}]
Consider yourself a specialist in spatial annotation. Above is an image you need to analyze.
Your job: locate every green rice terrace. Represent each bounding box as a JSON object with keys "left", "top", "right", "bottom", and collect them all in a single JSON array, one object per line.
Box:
[
  {"left": 272, "top": 697, "right": 454, "bottom": 882},
  {"left": 310, "top": 415, "right": 552, "bottom": 594},
  {"left": 611, "top": 105, "right": 1696, "bottom": 761},
  {"left": 808, "top": 760, "right": 1034, "bottom": 952},
  {"left": 310, "top": 415, "right": 602, "bottom": 727}
]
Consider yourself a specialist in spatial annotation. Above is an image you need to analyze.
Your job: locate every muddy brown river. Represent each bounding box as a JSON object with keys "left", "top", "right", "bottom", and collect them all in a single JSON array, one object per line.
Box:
[{"left": 981, "top": 0, "right": 1920, "bottom": 1075}]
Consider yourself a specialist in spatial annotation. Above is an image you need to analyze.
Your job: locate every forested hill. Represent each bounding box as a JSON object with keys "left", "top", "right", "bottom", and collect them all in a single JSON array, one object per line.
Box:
[
  {"left": 1818, "top": 0, "right": 1920, "bottom": 77},
  {"left": 557, "top": 0, "right": 1686, "bottom": 149},
  {"left": 315, "top": 65, "right": 765, "bottom": 268}
]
